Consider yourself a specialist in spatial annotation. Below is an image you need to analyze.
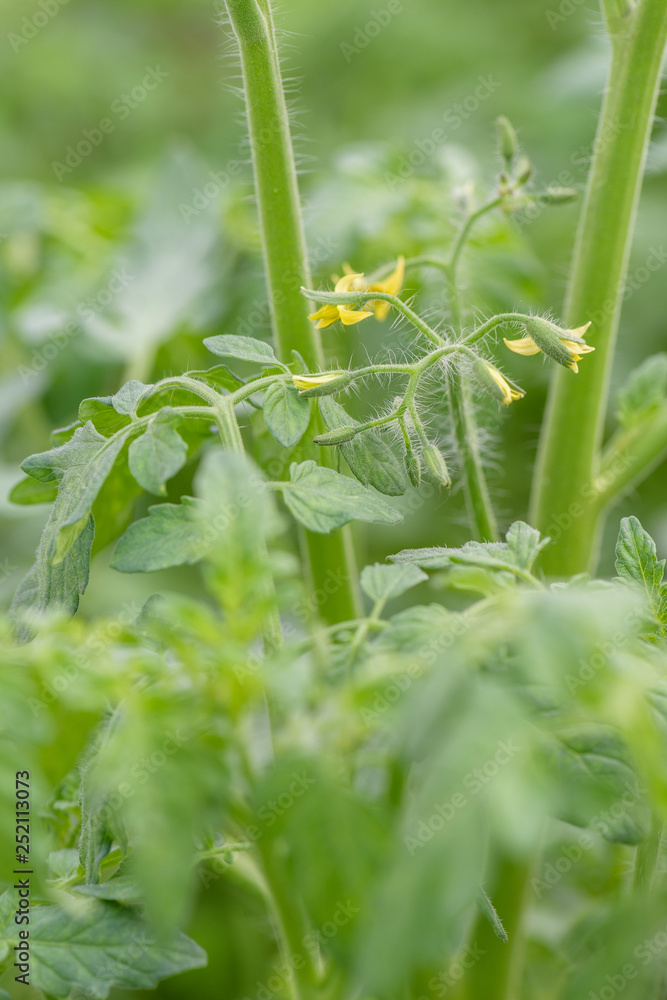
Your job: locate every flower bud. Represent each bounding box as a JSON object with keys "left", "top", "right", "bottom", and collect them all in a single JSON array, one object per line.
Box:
[
  {"left": 515, "top": 155, "right": 533, "bottom": 186},
  {"left": 313, "top": 425, "right": 357, "bottom": 446},
  {"left": 522, "top": 317, "right": 580, "bottom": 369},
  {"left": 422, "top": 444, "right": 451, "bottom": 488},
  {"left": 496, "top": 116, "right": 518, "bottom": 166},
  {"left": 471, "top": 357, "right": 524, "bottom": 406},
  {"left": 292, "top": 371, "right": 352, "bottom": 397},
  {"left": 404, "top": 440, "right": 421, "bottom": 488},
  {"left": 537, "top": 187, "right": 578, "bottom": 205}
]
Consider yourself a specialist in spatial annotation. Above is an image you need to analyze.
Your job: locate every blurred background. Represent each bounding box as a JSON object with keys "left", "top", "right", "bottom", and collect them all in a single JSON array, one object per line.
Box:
[{"left": 0, "top": 2, "right": 665, "bottom": 991}]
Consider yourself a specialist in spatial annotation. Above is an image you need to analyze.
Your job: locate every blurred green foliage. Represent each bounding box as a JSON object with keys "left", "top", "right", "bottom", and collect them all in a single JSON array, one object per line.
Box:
[{"left": 1, "top": 1, "right": 667, "bottom": 998}]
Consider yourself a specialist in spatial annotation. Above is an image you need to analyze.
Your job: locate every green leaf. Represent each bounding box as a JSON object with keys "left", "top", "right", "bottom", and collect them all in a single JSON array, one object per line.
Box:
[
  {"left": 0, "top": 891, "right": 206, "bottom": 998},
  {"left": 9, "top": 515, "right": 94, "bottom": 636},
  {"left": 505, "top": 520, "right": 550, "bottom": 569},
  {"left": 186, "top": 365, "right": 244, "bottom": 392},
  {"left": 111, "top": 498, "right": 206, "bottom": 573},
  {"left": 319, "top": 397, "right": 406, "bottom": 496},
  {"left": 280, "top": 461, "right": 401, "bottom": 533},
  {"left": 74, "top": 876, "right": 143, "bottom": 904},
  {"left": 128, "top": 408, "right": 188, "bottom": 495},
  {"left": 544, "top": 724, "right": 650, "bottom": 844},
  {"left": 391, "top": 521, "right": 548, "bottom": 578},
  {"left": 9, "top": 475, "right": 58, "bottom": 505},
  {"left": 617, "top": 354, "right": 667, "bottom": 429},
  {"left": 474, "top": 885, "right": 508, "bottom": 943},
  {"left": 615, "top": 516, "right": 667, "bottom": 632},
  {"left": 203, "top": 334, "right": 281, "bottom": 367},
  {"left": 360, "top": 563, "right": 427, "bottom": 604},
  {"left": 262, "top": 380, "right": 310, "bottom": 448},
  {"left": 79, "top": 381, "right": 153, "bottom": 435}
]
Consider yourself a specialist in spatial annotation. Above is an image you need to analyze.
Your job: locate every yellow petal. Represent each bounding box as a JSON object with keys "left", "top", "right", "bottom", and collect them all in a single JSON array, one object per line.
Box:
[
  {"left": 369, "top": 255, "right": 406, "bottom": 296},
  {"left": 373, "top": 300, "right": 391, "bottom": 321},
  {"left": 337, "top": 306, "right": 373, "bottom": 326},
  {"left": 503, "top": 336, "right": 541, "bottom": 356},
  {"left": 335, "top": 272, "right": 366, "bottom": 293},
  {"left": 309, "top": 304, "right": 339, "bottom": 329},
  {"left": 486, "top": 363, "right": 525, "bottom": 405},
  {"left": 566, "top": 322, "right": 592, "bottom": 341},
  {"left": 561, "top": 338, "right": 595, "bottom": 356}
]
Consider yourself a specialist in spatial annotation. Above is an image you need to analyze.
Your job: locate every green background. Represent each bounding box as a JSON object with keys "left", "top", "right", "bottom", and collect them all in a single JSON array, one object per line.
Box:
[{"left": 0, "top": 1, "right": 666, "bottom": 995}]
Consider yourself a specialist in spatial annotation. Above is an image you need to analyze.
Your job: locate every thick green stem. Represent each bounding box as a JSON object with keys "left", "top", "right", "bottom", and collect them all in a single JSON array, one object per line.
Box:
[
  {"left": 463, "top": 854, "right": 533, "bottom": 1000},
  {"left": 633, "top": 815, "right": 662, "bottom": 893},
  {"left": 224, "top": 0, "right": 359, "bottom": 624},
  {"left": 531, "top": 0, "right": 667, "bottom": 575}
]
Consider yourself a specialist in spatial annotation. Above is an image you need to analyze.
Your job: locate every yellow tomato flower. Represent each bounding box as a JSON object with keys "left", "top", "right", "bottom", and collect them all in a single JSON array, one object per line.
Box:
[
  {"left": 308, "top": 273, "right": 373, "bottom": 329},
  {"left": 504, "top": 322, "right": 594, "bottom": 373},
  {"left": 366, "top": 256, "right": 406, "bottom": 321},
  {"left": 485, "top": 362, "right": 525, "bottom": 405}
]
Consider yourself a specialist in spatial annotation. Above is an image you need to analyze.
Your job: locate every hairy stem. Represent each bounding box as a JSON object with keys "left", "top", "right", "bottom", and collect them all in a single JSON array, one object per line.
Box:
[
  {"left": 531, "top": 0, "right": 667, "bottom": 575},
  {"left": 224, "top": 0, "right": 359, "bottom": 624}
]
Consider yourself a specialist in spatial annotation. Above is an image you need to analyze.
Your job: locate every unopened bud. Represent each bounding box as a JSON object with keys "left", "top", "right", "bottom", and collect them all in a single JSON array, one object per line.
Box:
[
  {"left": 313, "top": 425, "right": 357, "bottom": 446},
  {"left": 523, "top": 317, "right": 577, "bottom": 369},
  {"left": 404, "top": 442, "right": 421, "bottom": 488},
  {"left": 537, "top": 187, "right": 578, "bottom": 205},
  {"left": 496, "top": 116, "right": 518, "bottom": 166},
  {"left": 293, "top": 371, "right": 352, "bottom": 397},
  {"left": 515, "top": 155, "right": 533, "bottom": 186},
  {"left": 422, "top": 444, "right": 451, "bottom": 488}
]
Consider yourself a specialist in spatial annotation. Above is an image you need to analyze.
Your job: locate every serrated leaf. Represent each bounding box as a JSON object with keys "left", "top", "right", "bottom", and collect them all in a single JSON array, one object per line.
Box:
[
  {"left": 128, "top": 408, "right": 188, "bottom": 495},
  {"left": 74, "top": 876, "right": 143, "bottom": 904},
  {"left": 319, "top": 397, "right": 406, "bottom": 496},
  {"left": 9, "top": 476, "right": 58, "bottom": 505},
  {"left": 0, "top": 891, "right": 206, "bottom": 998},
  {"left": 360, "top": 563, "right": 427, "bottom": 604},
  {"left": 545, "top": 724, "right": 650, "bottom": 844},
  {"left": 375, "top": 603, "right": 454, "bottom": 652},
  {"left": 280, "top": 461, "right": 401, "bottom": 533},
  {"left": 615, "top": 516, "right": 667, "bottom": 630},
  {"left": 617, "top": 354, "right": 667, "bottom": 429},
  {"left": 263, "top": 380, "right": 310, "bottom": 447},
  {"left": 111, "top": 499, "right": 206, "bottom": 573},
  {"left": 186, "top": 365, "right": 244, "bottom": 392},
  {"left": 391, "top": 521, "right": 547, "bottom": 579},
  {"left": 505, "top": 521, "right": 550, "bottom": 569},
  {"left": 79, "top": 381, "right": 153, "bottom": 435},
  {"left": 9, "top": 514, "right": 94, "bottom": 637},
  {"left": 203, "top": 334, "right": 281, "bottom": 367}
]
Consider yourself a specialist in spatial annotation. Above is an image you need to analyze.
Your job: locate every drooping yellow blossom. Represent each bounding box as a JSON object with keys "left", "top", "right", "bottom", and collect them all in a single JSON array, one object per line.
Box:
[
  {"left": 308, "top": 273, "right": 373, "bottom": 329},
  {"left": 485, "top": 362, "right": 525, "bottom": 405},
  {"left": 504, "top": 322, "right": 594, "bottom": 373},
  {"left": 366, "top": 256, "right": 406, "bottom": 321}
]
